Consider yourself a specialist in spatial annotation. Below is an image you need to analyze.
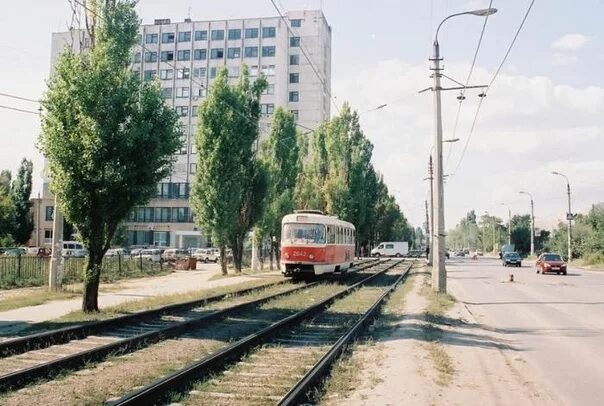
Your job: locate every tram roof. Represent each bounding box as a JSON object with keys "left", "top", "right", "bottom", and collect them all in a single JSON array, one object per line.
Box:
[{"left": 282, "top": 212, "right": 355, "bottom": 230}]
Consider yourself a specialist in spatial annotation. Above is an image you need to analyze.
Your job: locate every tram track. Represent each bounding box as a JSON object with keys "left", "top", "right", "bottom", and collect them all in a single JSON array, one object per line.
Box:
[
  {"left": 107, "top": 259, "right": 411, "bottom": 405},
  {"left": 0, "top": 259, "right": 379, "bottom": 393}
]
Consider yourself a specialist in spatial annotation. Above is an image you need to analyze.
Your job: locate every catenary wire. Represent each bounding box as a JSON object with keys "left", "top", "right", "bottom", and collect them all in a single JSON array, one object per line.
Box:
[
  {"left": 0, "top": 92, "right": 40, "bottom": 104},
  {"left": 452, "top": 0, "right": 536, "bottom": 176},
  {"left": 444, "top": 0, "right": 494, "bottom": 169},
  {"left": 268, "top": 0, "right": 340, "bottom": 114},
  {"left": 0, "top": 104, "right": 40, "bottom": 115}
]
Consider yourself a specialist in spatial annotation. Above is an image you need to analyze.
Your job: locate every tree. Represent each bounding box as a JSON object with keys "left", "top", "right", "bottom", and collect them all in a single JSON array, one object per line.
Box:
[
  {"left": 40, "top": 0, "right": 181, "bottom": 312},
  {"left": 260, "top": 108, "right": 301, "bottom": 268},
  {"left": 10, "top": 158, "right": 34, "bottom": 245},
  {"left": 0, "top": 170, "right": 15, "bottom": 245},
  {"left": 510, "top": 214, "right": 531, "bottom": 255},
  {"left": 191, "top": 66, "right": 267, "bottom": 274}
]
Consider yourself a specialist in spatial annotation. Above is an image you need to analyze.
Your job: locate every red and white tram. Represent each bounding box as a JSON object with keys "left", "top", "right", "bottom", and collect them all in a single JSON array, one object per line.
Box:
[{"left": 281, "top": 210, "right": 355, "bottom": 277}]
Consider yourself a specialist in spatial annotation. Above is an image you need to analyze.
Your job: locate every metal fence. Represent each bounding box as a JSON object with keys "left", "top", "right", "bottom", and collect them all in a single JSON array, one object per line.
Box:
[{"left": 0, "top": 255, "right": 164, "bottom": 288}]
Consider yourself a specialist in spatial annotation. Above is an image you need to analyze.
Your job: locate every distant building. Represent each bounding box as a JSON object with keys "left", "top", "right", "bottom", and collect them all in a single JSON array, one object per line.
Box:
[{"left": 46, "top": 9, "right": 332, "bottom": 248}]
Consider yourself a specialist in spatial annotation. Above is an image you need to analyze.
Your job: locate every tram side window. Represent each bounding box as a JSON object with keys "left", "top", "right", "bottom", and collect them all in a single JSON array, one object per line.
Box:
[{"left": 327, "top": 226, "right": 335, "bottom": 244}]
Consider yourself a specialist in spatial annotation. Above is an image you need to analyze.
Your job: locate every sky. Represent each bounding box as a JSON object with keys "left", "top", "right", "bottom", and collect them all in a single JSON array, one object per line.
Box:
[{"left": 0, "top": 0, "right": 602, "bottom": 232}]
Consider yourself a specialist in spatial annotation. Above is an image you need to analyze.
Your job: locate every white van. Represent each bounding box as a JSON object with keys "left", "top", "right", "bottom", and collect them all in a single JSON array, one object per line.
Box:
[
  {"left": 63, "top": 241, "right": 87, "bottom": 257},
  {"left": 371, "top": 242, "right": 409, "bottom": 257}
]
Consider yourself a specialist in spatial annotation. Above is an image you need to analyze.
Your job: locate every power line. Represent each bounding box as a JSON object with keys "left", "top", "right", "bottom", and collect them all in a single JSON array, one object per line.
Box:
[
  {"left": 444, "top": 0, "right": 494, "bottom": 169},
  {"left": 0, "top": 104, "right": 40, "bottom": 115},
  {"left": 268, "top": 0, "right": 339, "bottom": 114},
  {"left": 452, "top": 0, "right": 536, "bottom": 176},
  {"left": 0, "top": 92, "right": 40, "bottom": 104}
]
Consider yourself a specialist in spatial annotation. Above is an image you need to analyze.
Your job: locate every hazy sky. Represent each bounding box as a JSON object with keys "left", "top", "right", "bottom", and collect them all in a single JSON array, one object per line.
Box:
[{"left": 0, "top": 0, "right": 602, "bottom": 231}]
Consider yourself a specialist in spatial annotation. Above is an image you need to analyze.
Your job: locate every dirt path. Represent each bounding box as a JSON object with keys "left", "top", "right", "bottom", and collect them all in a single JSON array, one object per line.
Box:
[{"left": 333, "top": 268, "right": 563, "bottom": 405}]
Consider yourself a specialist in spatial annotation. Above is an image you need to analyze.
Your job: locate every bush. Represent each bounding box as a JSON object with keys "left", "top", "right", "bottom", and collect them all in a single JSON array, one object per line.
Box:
[{"left": 581, "top": 252, "right": 604, "bottom": 266}]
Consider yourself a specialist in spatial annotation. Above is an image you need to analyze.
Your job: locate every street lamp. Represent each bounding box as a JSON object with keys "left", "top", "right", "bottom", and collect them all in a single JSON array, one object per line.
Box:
[
  {"left": 430, "top": 7, "right": 497, "bottom": 293},
  {"left": 360, "top": 103, "right": 388, "bottom": 115},
  {"left": 552, "top": 171, "right": 573, "bottom": 261},
  {"left": 519, "top": 191, "right": 535, "bottom": 257}
]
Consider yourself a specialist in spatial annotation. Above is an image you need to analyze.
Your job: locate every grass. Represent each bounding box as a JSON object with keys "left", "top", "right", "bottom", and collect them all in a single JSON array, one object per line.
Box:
[
  {"left": 419, "top": 275, "right": 456, "bottom": 386},
  {"left": 207, "top": 266, "right": 277, "bottom": 281},
  {"left": 0, "top": 287, "right": 82, "bottom": 312},
  {"left": 576, "top": 253, "right": 604, "bottom": 269},
  {"left": 21, "top": 277, "right": 284, "bottom": 332}
]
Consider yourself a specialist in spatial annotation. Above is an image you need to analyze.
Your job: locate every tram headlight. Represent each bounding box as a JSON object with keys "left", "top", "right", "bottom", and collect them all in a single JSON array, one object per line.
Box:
[
  {"left": 309, "top": 254, "right": 314, "bottom": 260},
  {"left": 284, "top": 253, "right": 290, "bottom": 259}
]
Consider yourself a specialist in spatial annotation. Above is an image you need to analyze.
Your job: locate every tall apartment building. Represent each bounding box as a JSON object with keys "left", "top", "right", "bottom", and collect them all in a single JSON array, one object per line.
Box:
[{"left": 43, "top": 9, "right": 332, "bottom": 249}]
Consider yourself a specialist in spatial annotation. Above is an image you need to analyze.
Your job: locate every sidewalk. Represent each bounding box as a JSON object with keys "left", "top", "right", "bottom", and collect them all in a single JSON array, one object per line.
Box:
[{"left": 0, "top": 265, "right": 280, "bottom": 336}]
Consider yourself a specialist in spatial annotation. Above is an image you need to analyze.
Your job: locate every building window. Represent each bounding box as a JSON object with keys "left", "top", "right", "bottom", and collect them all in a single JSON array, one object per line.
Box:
[
  {"left": 210, "top": 48, "right": 224, "bottom": 59},
  {"left": 262, "top": 83, "right": 275, "bottom": 95},
  {"left": 160, "top": 69, "right": 173, "bottom": 80},
  {"left": 290, "top": 36, "right": 300, "bottom": 47},
  {"left": 194, "top": 48, "right": 207, "bottom": 60},
  {"left": 144, "top": 51, "right": 158, "bottom": 62},
  {"left": 189, "top": 163, "right": 197, "bottom": 174},
  {"left": 145, "top": 33, "right": 158, "bottom": 44},
  {"left": 227, "top": 47, "right": 241, "bottom": 59},
  {"left": 191, "top": 142, "right": 197, "bottom": 154},
  {"left": 177, "top": 68, "right": 190, "bottom": 79},
  {"left": 250, "top": 65, "right": 259, "bottom": 76},
  {"left": 260, "top": 103, "right": 275, "bottom": 117},
  {"left": 193, "top": 67, "right": 206, "bottom": 78},
  {"left": 291, "top": 19, "right": 302, "bottom": 27},
  {"left": 176, "top": 87, "right": 190, "bottom": 98},
  {"left": 211, "top": 29, "right": 224, "bottom": 41},
  {"left": 178, "top": 31, "right": 191, "bottom": 42},
  {"left": 289, "top": 91, "right": 299, "bottom": 102},
  {"left": 177, "top": 50, "right": 191, "bottom": 61},
  {"left": 161, "top": 32, "right": 175, "bottom": 43},
  {"left": 162, "top": 87, "right": 173, "bottom": 99},
  {"left": 133, "top": 52, "right": 142, "bottom": 63},
  {"left": 244, "top": 46, "right": 258, "bottom": 58},
  {"left": 209, "top": 67, "right": 217, "bottom": 78},
  {"left": 261, "top": 65, "right": 275, "bottom": 76},
  {"left": 245, "top": 28, "right": 258, "bottom": 38},
  {"left": 160, "top": 51, "right": 174, "bottom": 61},
  {"left": 45, "top": 206, "right": 54, "bottom": 221},
  {"left": 262, "top": 27, "right": 276, "bottom": 38},
  {"left": 262, "top": 46, "right": 276, "bottom": 57},
  {"left": 44, "top": 229, "right": 53, "bottom": 244},
  {"left": 289, "top": 54, "right": 300, "bottom": 65},
  {"left": 289, "top": 72, "right": 299, "bottom": 83},
  {"left": 195, "top": 30, "right": 207, "bottom": 41},
  {"left": 290, "top": 109, "right": 299, "bottom": 120},
  {"left": 176, "top": 106, "right": 189, "bottom": 116},
  {"left": 144, "top": 69, "right": 157, "bottom": 81},
  {"left": 228, "top": 29, "right": 241, "bottom": 40},
  {"left": 192, "top": 105, "right": 198, "bottom": 117},
  {"left": 178, "top": 136, "right": 188, "bottom": 154}
]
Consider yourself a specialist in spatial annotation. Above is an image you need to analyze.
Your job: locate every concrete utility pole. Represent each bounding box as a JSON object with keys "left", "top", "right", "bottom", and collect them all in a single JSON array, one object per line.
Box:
[
  {"left": 519, "top": 191, "right": 535, "bottom": 257},
  {"left": 425, "top": 199, "right": 431, "bottom": 263},
  {"left": 48, "top": 197, "right": 64, "bottom": 291},
  {"left": 507, "top": 207, "right": 512, "bottom": 245},
  {"left": 427, "top": 7, "right": 497, "bottom": 293},
  {"left": 552, "top": 171, "right": 573, "bottom": 261},
  {"left": 427, "top": 156, "right": 434, "bottom": 266}
]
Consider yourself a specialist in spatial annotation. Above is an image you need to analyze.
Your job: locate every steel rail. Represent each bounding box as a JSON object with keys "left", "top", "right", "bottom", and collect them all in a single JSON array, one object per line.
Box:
[
  {"left": 278, "top": 262, "right": 413, "bottom": 405},
  {"left": 107, "top": 259, "right": 402, "bottom": 405}
]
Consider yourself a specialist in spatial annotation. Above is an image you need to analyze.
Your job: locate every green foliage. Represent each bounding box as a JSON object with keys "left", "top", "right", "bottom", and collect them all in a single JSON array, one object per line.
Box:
[
  {"left": 40, "top": 0, "right": 181, "bottom": 311},
  {"left": 0, "top": 171, "right": 16, "bottom": 244},
  {"left": 295, "top": 104, "right": 411, "bottom": 251},
  {"left": 191, "top": 66, "right": 268, "bottom": 273},
  {"left": 547, "top": 203, "right": 604, "bottom": 261},
  {"left": 10, "top": 158, "right": 34, "bottom": 244}
]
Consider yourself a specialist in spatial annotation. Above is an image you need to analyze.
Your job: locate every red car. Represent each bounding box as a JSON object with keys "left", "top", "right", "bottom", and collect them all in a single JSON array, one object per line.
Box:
[{"left": 536, "top": 253, "right": 567, "bottom": 275}]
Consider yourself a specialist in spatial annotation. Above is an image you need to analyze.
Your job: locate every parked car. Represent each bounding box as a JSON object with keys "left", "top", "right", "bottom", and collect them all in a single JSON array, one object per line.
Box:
[
  {"left": 63, "top": 241, "right": 87, "bottom": 257},
  {"left": 455, "top": 251, "right": 465, "bottom": 257},
  {"left": 105, "top": 248, "right": 129, "bottom": 257},
  {"left": 502, "top": 251, "right": 522, "bottom": 267},
  {"left": 162, "top": 248, "right": 189, "bottom": 261},
  {"left": 371, "top": 242, "right": 409, "bottom": 257},
  {"left": 476, "top": 250, "right": 483, "bottom": 256},
  {"left": 192, "top": 248, "right": 220, "bottom": 263},
  {"left": 140, "top": 249, "right": 162, "bottom": 262},
  {"left": 536, "top": 253, "right": 567, "bottom": 275},
  {"left": 3, "top": 247, "right": 26, "bottom": 256}
]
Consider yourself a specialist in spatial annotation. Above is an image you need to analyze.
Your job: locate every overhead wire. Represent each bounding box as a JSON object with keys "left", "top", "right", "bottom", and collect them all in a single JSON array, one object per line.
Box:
[
  {"left": 268, "top": 0, "right": 340, "bottom": 114},
  {"left": 0, "top": 104, "right": 40, "bottom": 115},
  {"left": 451, "top": 0, "right": 536, "bottom": 176},
  {"left": 0, "top": 92, "right": 40, "bottom": 104},
  {"left": 444, "top": 0, "right": 494, "bottom": 169}
]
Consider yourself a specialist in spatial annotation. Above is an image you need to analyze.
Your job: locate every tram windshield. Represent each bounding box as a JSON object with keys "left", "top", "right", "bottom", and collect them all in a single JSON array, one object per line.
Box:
[{"left": 282, "top": 223, "right": 326, "bottom": 244}]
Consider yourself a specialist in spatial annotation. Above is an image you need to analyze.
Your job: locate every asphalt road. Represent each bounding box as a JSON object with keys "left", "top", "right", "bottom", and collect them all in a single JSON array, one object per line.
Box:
[{"left": 446, "top": 256, "right": 604, "bottom": 406}]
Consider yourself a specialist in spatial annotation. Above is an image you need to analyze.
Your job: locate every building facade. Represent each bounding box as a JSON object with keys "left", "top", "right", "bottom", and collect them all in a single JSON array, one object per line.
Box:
[{"left": 46, "top": 9, "right": 332, "bottom": 249}]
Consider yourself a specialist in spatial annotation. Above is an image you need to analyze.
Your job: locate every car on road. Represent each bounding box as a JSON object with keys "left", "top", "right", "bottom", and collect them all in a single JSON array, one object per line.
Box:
[
  {"left": 192, "top": 248, "right": 220, "bottom": 263},
  {"left": 536, "top": 253, "right": 567, "bottom": 275},
  {"left": 502, "top": 251, "right": 522, "bottom": 267},
  {"left": 371, "top": 242, "right": 409, "bottom": 257}
]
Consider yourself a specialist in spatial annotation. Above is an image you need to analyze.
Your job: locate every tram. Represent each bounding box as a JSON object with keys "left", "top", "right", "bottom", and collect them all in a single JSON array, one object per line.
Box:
[{"left": 280, "top": 210, "right": 355, "bottom": 277}]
